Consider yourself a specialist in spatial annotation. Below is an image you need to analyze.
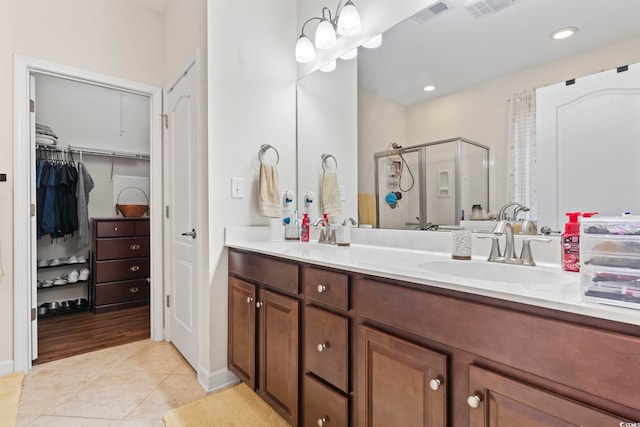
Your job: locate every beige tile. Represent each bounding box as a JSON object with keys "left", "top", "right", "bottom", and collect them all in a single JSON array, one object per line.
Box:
[
  {"left": 119, "top": 421, "right": 164, "bottom": 427},
  {"left": 20, "top": 415, "right": 121, "bottom": 427},
  {"left": 15, "top": 412, "right": 39, "bottom": 427}
]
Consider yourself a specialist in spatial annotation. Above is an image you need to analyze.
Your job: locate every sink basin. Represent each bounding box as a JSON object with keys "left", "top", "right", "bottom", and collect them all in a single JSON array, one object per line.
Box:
[{"left": 419, "top": 260, "right": 573, "bottom": 286}]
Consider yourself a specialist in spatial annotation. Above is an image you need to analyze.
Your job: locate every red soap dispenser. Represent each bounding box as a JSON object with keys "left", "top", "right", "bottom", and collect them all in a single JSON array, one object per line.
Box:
[
  {"left": 300, "top": 213, "right": 310, "bottom": 242},
  {"left": 562, "top": 212, "right": 581, "bottom": 272}
]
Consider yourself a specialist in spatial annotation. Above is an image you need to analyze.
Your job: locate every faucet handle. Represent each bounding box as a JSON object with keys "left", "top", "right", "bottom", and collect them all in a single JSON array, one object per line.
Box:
[
  {"left": 520, "top": 238, "right": 551, "bottom": 266},
  {"left": 476, "top": 235, "right": 502, "bottom": 261}
]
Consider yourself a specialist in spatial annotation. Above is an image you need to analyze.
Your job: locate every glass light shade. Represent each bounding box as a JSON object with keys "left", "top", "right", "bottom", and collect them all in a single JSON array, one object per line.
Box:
[
  {"left": 340, "top": 48, "right": 358, "bottom": 60},
  {"left": 295, "top": 35, "right": 316, "bottom": 63},
  {"left": 315, "top": 18, "right": 336, "bottom": 49},
  {"left": 319, "top": 60, "right": 337, "bottom": 73},
  {"left": 551, "top": 27, "right": 577, "bottom": 40},
  {"left": 362, "top": 34, "right": 383, "bottom": 49},
  {"left": 337, "top": 1, "right": 362, "bottom": 36}
]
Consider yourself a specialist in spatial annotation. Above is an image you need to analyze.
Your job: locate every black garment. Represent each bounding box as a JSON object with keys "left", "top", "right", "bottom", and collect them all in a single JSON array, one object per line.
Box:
[{"left": 55, "top": 164, "right": 79, "bottom": 236}]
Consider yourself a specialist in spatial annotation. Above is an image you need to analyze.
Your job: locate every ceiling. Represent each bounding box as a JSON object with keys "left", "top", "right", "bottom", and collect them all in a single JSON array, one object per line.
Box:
[{"left": 357, "top": 0, "right": 640, "bottom": 106}]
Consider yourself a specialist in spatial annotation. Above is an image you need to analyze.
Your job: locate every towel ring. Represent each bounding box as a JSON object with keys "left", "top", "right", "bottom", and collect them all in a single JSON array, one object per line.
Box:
[
  {"left": 259, "top": 144, "right": 279, "bottom": 165},
  {"left": 321, "top": 153, "right": 337, "bottom": 172}
]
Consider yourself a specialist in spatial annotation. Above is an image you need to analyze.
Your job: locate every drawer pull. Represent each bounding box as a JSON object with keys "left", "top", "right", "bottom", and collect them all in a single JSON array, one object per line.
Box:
[
  {"left": 317, "top": 343, "right": 328, "bottom": 352},
  {"left": 129, "top": 265, "right": 140, "bottom": 272},
  {"left": 256, "top": 301, "right": 263, "bottom": 309},
  {"left": 129, "top": 287, "right": 140, "bottom": 294},
  {"left": 114, "top": 227, "right": 118, "bottom": 231},
  {"left": 246, "top": 296, "right": 253, "bottom": 304},
  {"left": 429, "top": 377, "right": 442, "bottom": 391},
  {"left": 317, "top": 417, "right": 328, "bottom": 426},
  {"left": 317, "top": 284, "right": 327, "bottom": 293},
  {"left": 467, "top": 394, "right": 482, "bottom": 409},
  {"left": 130, "top": 244, "right": 141, "bottom": 250}
]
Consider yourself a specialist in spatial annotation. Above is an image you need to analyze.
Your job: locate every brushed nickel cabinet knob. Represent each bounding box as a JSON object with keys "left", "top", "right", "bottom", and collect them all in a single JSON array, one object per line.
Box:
[{"left": 467, "top": 394, "right": 482, "bottom": 409}]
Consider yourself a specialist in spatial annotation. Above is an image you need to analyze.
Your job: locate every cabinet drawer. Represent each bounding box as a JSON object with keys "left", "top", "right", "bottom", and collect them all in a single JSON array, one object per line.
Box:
[
  {"left": 94, "top": 258, "right": 150, "bottom": 283},
  {"left": 229, "top": 249, "right": 299, "bottom": 294},
  {"left": 303, "top": 374, "right": 348, "bottom": 427},
  {"left": 304, "top": 267, "right": 349, "bottom": 310},
  {"left": 305, "top": 305, "right": 349, "bottom": 393},
  {"left": 94, "top": 279, "right": 149, "bottom": 306},
  {"left": 95, "top": 237, "right": 150, "bottom": 260},
  {"left": 135, "top": 219, "right": 150, "bottom": 236},
  {"left": 95, "top": 221, "right": 135, "bottom": 238}
]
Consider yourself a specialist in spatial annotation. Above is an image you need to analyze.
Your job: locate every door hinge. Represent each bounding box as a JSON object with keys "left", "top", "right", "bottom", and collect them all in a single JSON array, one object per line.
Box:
[
  {"left": 31, "top": 308, "right": 37, "bottom": 321},
  {"left": 29, "top": 99, "right": 35, "bottom": 113},
  {"left": 160, "top": 113, "right": 168, "bottom": 129},
  {"left": 30, "top": 204, "right": 36, "bottom": 217},
  {"left": 166, "top": 295, "right": 170, "bottom": 308},
  {"left": 165, "top": 205, "right": 169, "bottom": 218}
]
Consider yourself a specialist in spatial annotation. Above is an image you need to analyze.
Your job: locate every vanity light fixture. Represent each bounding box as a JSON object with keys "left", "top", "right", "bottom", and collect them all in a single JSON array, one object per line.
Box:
[
  {"left": 362, "top": 33, "right": 383, "bottom": 49},
  {"left": 319, "top": 60, "right": 337, "bottom": 72},
  {"left": 295, "top": 1, "right": 362, "bottom": 63},
  {"left": 423, "top": 85, "right": 436, "bottom": 92},
  {"left": 340, "top": 47, "right": 358, "bottom": 60},
  {"left": 551, "top": 27, "right": 577, "bottom": 40}
]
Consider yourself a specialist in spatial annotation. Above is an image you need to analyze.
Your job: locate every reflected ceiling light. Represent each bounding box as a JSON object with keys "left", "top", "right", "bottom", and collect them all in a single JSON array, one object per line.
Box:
[
  {"left": 319, "top": 60, "right": 337, "bottom": 73},
  {"left": 423, "top": 85, "right": 436, "bottom": 92},
  {"left": 295, "top": 1, "right": 363, "bottom": 63},
  {"left": 340, "top": 48, "right": 358, "bottom": 60},
  {"left": 551, "top": 27, "right": 577, "bottom": 40},
  {"left": 362, "top": 34, "right": 383, "bottom": 49}
]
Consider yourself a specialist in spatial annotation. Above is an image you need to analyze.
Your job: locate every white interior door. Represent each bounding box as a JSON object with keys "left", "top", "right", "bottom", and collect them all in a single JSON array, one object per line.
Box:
[
  {"left": 29, "top": 73, "right": 38, "bottom": 360},
  {"left": 165, "top": 60, "right": 199, "bottom": 370}
]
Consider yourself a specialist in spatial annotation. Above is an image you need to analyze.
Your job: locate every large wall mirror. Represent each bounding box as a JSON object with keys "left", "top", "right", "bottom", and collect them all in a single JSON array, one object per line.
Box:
[{"left": 297, "top": 0, "right": 640, "bottom": 230}]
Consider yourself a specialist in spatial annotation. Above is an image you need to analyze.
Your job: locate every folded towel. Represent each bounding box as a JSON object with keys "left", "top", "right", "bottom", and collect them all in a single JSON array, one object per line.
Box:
[
  {"left": 36, "top": 136, "right": 57, "bottom": 146},
  {"left": 259, "top": 163, "right": 281, "bottom": 218},
  {"left": 322, "top": 170, "right": 342, "bottom": 215}
]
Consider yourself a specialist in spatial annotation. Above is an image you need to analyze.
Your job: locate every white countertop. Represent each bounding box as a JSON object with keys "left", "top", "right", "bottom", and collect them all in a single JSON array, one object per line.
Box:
[{"left": 225, "top": 226, "right": 640, "bottom": 327}]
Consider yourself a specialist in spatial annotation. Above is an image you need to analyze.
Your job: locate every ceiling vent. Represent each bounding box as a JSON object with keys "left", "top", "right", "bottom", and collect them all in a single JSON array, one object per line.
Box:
[
  {"left": 412, "top": 1, "right": 451, "bottom": 25},
  {"left": 463, "top": 0, "right": 521, "bottom": 18}
]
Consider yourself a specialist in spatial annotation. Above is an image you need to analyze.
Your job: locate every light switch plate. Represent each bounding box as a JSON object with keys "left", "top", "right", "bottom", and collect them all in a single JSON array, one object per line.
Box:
[
  {"left": 339, "top": 185, "right": 346, "bottom": 201},
  {"left": 231, "top": 177, "right": 244, "bottom": 199}
]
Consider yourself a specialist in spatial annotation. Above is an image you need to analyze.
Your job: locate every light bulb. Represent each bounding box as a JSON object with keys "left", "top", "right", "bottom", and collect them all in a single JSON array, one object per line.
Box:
[
  {"left": 551, "top": 27, "right": 577, "bottom": 40},
  {"left": 362, "top": 34, "right": 382, "bottom": 49},
  {"left": 315, "top": 18, "right": 336, "bottom": 49},
  {"left": 423, "top": 85, "right": 436, "bottom": 92},
  {"left": 295, "top": 35, "right": 316, "bottom": 63},
  {"left": 340, "top": 48, "right": 358, "bottom": 60},
  {"left": 319, "top": 60, "right": 336, "bottom": 73},
  {"left": 337, "top": 0, "right": 362, "bottom": 36}
]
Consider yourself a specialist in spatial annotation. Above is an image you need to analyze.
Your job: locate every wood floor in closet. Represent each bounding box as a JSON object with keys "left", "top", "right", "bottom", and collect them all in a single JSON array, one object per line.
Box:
[{"left": 34, "top": 305, "right": 150, "bottom": 365}]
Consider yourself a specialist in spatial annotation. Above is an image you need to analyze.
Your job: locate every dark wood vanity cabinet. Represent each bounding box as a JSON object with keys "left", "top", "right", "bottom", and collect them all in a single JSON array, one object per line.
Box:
[{"left": 228, "top": 248, "right": 640, "bottom": 427}]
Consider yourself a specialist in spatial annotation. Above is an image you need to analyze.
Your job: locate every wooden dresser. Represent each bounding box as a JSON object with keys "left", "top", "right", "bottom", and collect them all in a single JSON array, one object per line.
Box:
[{"left": 91, "top": 218, "right": 150, "bottom": 313}]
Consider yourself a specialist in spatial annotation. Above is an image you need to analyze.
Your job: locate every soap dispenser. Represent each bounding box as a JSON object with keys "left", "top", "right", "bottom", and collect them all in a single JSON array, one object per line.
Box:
[{"left": 561, "top": 212, "right": 581, "bottom": 272}]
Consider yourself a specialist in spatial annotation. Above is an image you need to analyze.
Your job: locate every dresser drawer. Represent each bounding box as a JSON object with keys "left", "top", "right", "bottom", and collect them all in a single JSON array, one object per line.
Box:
[
  {"left": 229, "top": 249, "right": 299, "bottom": 294},
  {"left": 95, "top": 237, "right": 150, "bottom": 260},
  {"left": 95, "top": 221, "right": 135, "bottom": 238},
  {"left": 305, "top": 305, "right": 349, "bottom": 393},
  {"left": 94, "top": 279, "right": 149, "bottom": 305},
  {"left": 135, "top": 219, "right": 150, "bottom": 236},
  {"left": 94, "top": 258, "right": 150, "bottom": 283},
  {"left": 303, "top": 374, "right": 348, "bottom": 427},
  {"left": 304, "top": 267, "right": 349, "bottom": 311}
]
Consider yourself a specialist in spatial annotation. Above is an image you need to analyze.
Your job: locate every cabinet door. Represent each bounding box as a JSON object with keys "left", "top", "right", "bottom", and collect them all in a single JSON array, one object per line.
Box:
[
  {"left": 228, "top": 277, "right": 256, "bottom": 390},
  {"left": 259, "top": 288, "right": 300, "bottom": 426},
  {"left": 468, "top": 365, "right": 626, "bottom": 426},
  {"left": 358, "top": 326, "right": 447, "bottom": 427}
]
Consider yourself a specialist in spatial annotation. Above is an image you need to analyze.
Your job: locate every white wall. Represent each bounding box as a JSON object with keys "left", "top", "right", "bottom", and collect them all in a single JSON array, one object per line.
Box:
[
  {"left": 207, "top": 0, "right": 297, "bottom": 387},
  {"left": 0, "top": 0, "right": 164, "bottom": 372}
]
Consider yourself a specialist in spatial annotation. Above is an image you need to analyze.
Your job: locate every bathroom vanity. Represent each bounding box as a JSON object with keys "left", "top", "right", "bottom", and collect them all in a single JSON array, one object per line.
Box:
[{"left": 227, "top": 233, "right": 640, "bottom": 426}]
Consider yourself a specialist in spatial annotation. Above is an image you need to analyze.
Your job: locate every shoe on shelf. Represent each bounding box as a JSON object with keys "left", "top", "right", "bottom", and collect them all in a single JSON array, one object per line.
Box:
[
  {"left": 68, "top": 256, "right": 78, "bottom": 264},
  {"left": 42, "top": 279, "right": 54, "bottom": 288},
  {"left": 49, "top": 258, "right": 62, "bottom": 267},
  {"left": 78, "top": 268, "right": 90, "bottom": 281},
  {"left": 37, "top": 259, "right": 49, "bottom": 267},
  {"left": 37, "top": 280, "right": 43, "bottom": 288},
  {"left": 53, "top": 277, "right": 67, "bottom": 286},
  {"left": 67, "top": 270, "right": 79, "bottom": 283},
  {"left": 77, "top": 255, "right": 87, "bottom": 263}
]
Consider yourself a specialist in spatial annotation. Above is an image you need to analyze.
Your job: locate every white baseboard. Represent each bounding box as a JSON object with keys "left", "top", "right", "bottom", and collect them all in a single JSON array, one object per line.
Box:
[
  {"left": 0, "top": 360, "right": 15, "bottom": 377},
  {"left": 197, "top": 366, "right": 239, "bottom": 392}
]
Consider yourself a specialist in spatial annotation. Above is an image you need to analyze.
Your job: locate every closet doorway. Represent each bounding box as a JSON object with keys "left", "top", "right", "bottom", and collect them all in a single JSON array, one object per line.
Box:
[{"left": 14, "top": 56, "right": 164, "bottom": 371}]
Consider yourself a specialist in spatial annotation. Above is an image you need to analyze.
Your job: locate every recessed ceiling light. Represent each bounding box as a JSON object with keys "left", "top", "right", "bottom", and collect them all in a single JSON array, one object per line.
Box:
[
  {"left": 551, "top": 27, "right": 577, "bottom": 40},
  {"left": 423, "top": 85, "right": 436, "bottom": 92}
]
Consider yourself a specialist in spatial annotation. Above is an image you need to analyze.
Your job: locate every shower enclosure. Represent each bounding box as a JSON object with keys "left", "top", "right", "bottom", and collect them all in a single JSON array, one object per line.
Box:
[{"left": 374, "top": 137, "right": 489, "bottom": 230}]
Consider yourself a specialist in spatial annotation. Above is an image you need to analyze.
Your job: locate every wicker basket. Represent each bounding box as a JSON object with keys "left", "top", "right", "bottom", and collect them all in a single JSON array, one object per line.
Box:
[{"left": 115, "top": 187, "right": 149, "bottom": 218}]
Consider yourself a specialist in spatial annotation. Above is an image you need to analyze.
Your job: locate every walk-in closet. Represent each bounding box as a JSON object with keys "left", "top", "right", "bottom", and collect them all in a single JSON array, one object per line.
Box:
[{"left": 33, "top": 73, "right": 152, "bottom": 363}]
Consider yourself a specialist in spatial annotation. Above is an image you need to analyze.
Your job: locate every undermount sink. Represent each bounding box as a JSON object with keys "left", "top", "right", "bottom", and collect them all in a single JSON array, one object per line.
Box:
[{"left": 419, "top": 260, "right": 573, "bottom": 286}]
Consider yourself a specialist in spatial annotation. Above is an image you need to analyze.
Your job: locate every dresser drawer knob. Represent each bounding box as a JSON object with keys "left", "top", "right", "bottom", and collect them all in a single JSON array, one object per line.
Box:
[
  {"left": 114, "top": 227, "right": 118, "bottom": 231},
  {"left": 256, "top": 301, "right": 263, "bottom": 309},
  {"left": 129, "top": 265, "right": 140, "bottom": 272},
  {"left": 467, "top": 394, "right": 482, "bottom": 409},
  {"left": 246, "top": 296, "right": 253, "bottom": 304},
  {"left": 317, "top": 343, "right": 328, "bottom": 352},
  {"left": 429, "top": 377, "right": 442, "bottom": 391},
  {"left": 130, "top": 244, "right": 141, "bottom": 250},
  {"left": 129, "top": 287, "right": 140, "bottom": 293},
  {"left": 317, "top": 284, "right": 327, "bottom": 293},
  {"left": 317, "top": 417, "right": 328, "bottom": 426}
]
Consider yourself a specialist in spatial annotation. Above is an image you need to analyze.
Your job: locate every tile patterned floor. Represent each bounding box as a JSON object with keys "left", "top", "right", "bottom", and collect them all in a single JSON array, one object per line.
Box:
[{"left": 17, "top": 340, "right": 208, "bottom": 426}]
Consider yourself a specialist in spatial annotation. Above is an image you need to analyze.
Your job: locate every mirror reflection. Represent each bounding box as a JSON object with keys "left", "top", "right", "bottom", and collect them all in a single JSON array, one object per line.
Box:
[{"left": 298, "top": 0, "right": 640, "bottom": 230}]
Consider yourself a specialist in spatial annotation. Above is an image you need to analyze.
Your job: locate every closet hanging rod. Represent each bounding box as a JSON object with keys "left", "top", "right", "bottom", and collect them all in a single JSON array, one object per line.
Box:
[{"left": 36, "top": 143, "right": 150, "bottom": 161}]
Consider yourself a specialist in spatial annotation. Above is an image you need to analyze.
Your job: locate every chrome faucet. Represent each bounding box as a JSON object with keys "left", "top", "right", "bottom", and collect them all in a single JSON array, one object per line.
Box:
[
  {"left": 479, "top": 220, "right": 551, "bottom": 266},
  {"left": 342, "top": 217, "right": 357, "bottom": 226},
  {"left": 313, "top": 218, "right": 335, "bottom": 244},
  {"left": 498, "top": 202, "right": 529, "bottom": 221}
]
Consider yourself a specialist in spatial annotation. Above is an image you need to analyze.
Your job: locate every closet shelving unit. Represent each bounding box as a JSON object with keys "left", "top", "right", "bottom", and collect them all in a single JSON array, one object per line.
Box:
[{"left": 37, "top": 255, "right": 92, "bottom": 318}]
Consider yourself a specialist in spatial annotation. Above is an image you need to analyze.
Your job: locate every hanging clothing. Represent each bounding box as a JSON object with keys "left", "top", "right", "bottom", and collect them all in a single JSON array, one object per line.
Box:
[
  {"left": 41, "top": 163, "right": 57, "bottom": 236},
  {"left": 76, "top": 162, "right": 95, "bottom": 248}
]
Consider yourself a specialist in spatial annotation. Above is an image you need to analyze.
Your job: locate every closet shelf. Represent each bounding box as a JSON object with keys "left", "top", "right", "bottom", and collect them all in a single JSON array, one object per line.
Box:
[
  {"left": 38, "top": 280, "right": 89, "bottom": 290},
  {"left": 36, "top": 143, "right": 150, "bottom": 161},
  {"left": 37, "top": 261, "right": 88, "bottom": 270}
]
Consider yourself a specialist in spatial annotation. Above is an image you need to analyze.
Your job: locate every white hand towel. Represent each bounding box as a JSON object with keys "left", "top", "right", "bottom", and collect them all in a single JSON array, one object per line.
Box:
[
  {"left": 259, "top": 163, "right": 281, "bottom": 218},
  {"left": 322, "top": 170, "right": 342, "bottom": 215}
]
